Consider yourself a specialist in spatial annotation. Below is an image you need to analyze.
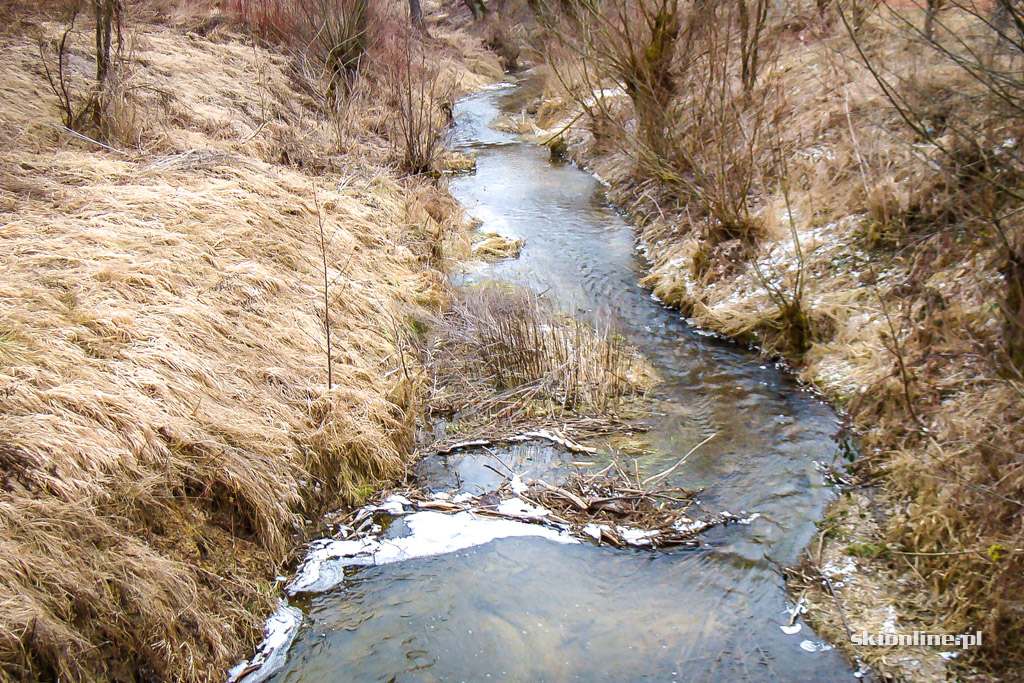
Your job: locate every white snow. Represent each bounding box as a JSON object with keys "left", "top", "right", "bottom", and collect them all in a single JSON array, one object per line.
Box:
[
  {"left": 673, "top": 517, "right": 711, "bottom": 534},
  {"left": 882, "top": 605, "right": 898, "bottom": 635},
  {"left": 509, "top": 474, "right": 528, "bottom": 495},
  {"left": 227, "top": 604, "right": 302, "bottom": 683},
  {"left": 616, "top": 526, "right": 660, "bottom": 546},
  {"left": 799, "top": 639, "right": 835, "bottom": 652},
  {"left": 375, "top": 494, "right": 413, "bottom": 515},
  {"left": 781, "top": 623, "right": 802, "bottom": 635},
  {"left": 287, "top": 511, "right": 576, "bottom": 594},
  {"left": 496, "top": 497, "right": 551, "bottom": 519}
]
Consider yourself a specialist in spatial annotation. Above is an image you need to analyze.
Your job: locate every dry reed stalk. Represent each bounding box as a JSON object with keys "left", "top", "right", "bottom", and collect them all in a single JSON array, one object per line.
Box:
[{"left": 422, "top": 284, "right": 657, "bottom": 436}]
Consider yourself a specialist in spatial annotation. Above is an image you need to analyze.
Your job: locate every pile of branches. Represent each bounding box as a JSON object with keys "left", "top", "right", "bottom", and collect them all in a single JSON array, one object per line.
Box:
[{"left": 521, "top": 461, "right": 727, "bottom": 549}]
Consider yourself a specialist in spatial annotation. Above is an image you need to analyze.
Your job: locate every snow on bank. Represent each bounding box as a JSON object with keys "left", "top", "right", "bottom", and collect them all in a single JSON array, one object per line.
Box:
[
  {"left": 227, "top": 605, "right": 302, "bottom": 683},
  {"left": 287, "top": 510, "right": 576, "bottom": 595},
  {"left": 229, "top": 504, "right": 576, "bottom": 681},
  {"left": 229, "top": 477, "right": 749, "bottom": 680}
]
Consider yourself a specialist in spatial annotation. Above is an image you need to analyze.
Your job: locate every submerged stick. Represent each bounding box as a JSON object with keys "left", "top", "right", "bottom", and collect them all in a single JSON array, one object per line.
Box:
[{"left": 641, "top": 433, "right": 717, "bottom": 488}]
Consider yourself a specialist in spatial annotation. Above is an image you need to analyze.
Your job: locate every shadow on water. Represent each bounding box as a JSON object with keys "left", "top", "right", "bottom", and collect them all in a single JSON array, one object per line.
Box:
[{"left": 269, "top": 81, "right": 857, "bottom": 682}]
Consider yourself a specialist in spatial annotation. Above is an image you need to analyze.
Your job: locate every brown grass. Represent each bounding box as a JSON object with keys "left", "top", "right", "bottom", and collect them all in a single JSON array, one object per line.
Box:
[
  {"left": 423, "top": 284, "right": 657, "bottom": 431},
  {"left": 0, "top": 3, "right": 503, "bottom": 680},
  {"left": 531, "top": 0, "right": 1024, "bottom": 678}
]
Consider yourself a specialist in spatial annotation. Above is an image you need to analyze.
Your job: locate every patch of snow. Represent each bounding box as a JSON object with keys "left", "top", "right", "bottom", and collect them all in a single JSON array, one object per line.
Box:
[
  {"left": 509, "top": 474, "right": 528, "bottom": 495},
  {"left": 375, "top": 494, "right": 413, "bottom": 516},
  {"left": 799, "top": 639, "right": 835, "bottom": 652},
  {"left": 452, "top": 492, "right": 476, "bottom": 504},
  {"left": 822, "top": 557, "right": 857, "bottom": 580},
  {"left": 781, "top": 623, "right": 802, "bottom": 635},
  {"left": 496, "top": 497, "right": 550, "bottom": 519},
  {"left": 479, "top": 81, "right": 516, "bottom": 92},
  {"left": 227, "top": 604, "right": 302, "bottom": 683},
  {"left": 616, "top": 526, "right": 659, "bottom": 546},
  {"left": 882, "top": 605, "right": 898, "bottom": 635},
  {"left": 582, "top": 523, "right": 609, "bottom": 540},
  {"left": 672, "top": 517, "right": 711, "bottom": 534},
  {"left": 287, "top": 511, "right": 576, "bottom": 594}
]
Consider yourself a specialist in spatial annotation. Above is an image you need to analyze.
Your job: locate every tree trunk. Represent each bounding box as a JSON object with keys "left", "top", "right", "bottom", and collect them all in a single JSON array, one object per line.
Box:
[
  {"left": 1003, "top": 250, "right": 1024, "bottom": 374},
  {"left": 95, "top": 0, "right": 113, "bottom": 85},
  {"left": 409, "top": 0, "right": 425, "bottom": 29},
  {"left": 462, "top": 0, "right": 488, "bottom": 21},
  {"left": 923, "top": 0, "right": 944, "bottom": 41},
  {"left": 93, "top": 0, "right": 118, "bottom": 130}
]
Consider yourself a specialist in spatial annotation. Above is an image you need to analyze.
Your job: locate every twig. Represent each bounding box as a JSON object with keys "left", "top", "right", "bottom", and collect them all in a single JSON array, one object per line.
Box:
[
  {"left": 806, "top": 548, "right": 855, "bottom": 643},
  {"left": 541, "top": 109, "right": 586, "bottom": 146},
  {"left": 53, "top": 124, "right": 128, "bottom": 156},
  {"left": 642, "top": 433, "right": 717, "bottom": 488},
  {"left": 313, "top": 184, "right": 332, "bottom": 390}
]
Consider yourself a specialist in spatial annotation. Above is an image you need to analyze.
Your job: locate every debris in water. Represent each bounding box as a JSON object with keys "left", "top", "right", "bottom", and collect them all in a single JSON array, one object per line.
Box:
[
  {"left": 519, "top": 454, "right": 742, "bottom": 549},
  {"left": 437, "top": 429, "right": 598, "bottom": 455}
]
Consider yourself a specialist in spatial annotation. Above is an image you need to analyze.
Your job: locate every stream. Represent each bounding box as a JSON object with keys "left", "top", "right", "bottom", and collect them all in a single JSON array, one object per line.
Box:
[{"left": 253, "top": 82, "right": 858, "bottom": 682}]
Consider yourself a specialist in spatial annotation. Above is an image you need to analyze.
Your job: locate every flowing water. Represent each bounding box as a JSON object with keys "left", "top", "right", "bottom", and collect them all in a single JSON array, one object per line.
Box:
[{"left": 266, "top": 83, "right": 857, "bottom": 682}]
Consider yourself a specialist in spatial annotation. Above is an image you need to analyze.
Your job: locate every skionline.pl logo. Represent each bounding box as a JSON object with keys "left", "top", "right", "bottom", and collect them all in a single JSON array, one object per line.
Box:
[{"left": 851, "top": 631, "right": 982, "bottom": 649}]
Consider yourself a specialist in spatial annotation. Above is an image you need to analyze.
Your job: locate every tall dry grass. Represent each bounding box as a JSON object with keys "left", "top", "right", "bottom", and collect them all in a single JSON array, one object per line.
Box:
[
  {"left": 0, "top": 5, "right": 502, "bottom": 680},
  {"left": 215, "top": 0, "right": 500, "bottom": 175},
  {"left": 424, "top": 285, "right": 656, "bottom": 427}
]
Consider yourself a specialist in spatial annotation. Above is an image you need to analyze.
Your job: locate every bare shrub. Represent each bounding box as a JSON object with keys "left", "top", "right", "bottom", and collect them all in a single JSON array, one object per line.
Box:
[
  {"left": 391, "top": 41, "right": 455, "bottom": 175},
  {"left": 40, "top": 0, "right": 125, "bottom": 138},
  {"left": 221, "top": 0, "right": 375, "bottom": 101},
  {"left": 842, "top": 1, "right": 1024, "bottom": 368},
  {"left": 540, "top": 0, "right": 785, "bottom": 243}
]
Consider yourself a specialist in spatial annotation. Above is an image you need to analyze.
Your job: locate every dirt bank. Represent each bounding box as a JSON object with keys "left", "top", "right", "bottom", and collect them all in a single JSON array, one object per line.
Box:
[
  {"left": 0, "top": 2, "right": 502, "bottom": 680},
  {"left": 520, "top": 3, "right": 1024, "bottom": 678}
]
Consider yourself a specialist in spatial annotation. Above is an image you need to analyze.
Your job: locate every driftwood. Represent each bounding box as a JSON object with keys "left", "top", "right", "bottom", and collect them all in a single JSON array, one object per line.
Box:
[
  {"left": 330, "top": 436, "right": 748, "bottom": 551},
  {"left": 436, "top": 428, "right": 598, "bottom": 455},
  {"left": 320, "top": 432, "right": 754, "bottom": 551}
]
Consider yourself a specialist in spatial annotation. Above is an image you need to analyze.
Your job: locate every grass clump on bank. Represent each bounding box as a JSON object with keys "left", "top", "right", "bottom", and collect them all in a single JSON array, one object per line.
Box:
[{"left": 423, "top": 284, "right": 657, "bottom": 445}]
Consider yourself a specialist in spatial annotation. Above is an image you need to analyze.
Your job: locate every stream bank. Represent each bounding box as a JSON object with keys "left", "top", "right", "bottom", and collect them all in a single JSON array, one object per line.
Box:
[
  {"left": 232, "top": 80, "right": 860, "bottom": 682},
  {"left": 523, "top": 39, "right": 1006, "bottom": 675},
  {"left": 0, "top": 6, "right": 504, "bottom": 679}
]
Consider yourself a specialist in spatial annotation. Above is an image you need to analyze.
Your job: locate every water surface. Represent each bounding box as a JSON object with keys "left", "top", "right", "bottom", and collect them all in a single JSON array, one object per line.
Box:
[{"left": 269, "top": 82, "right": 855, "bottom": 682}]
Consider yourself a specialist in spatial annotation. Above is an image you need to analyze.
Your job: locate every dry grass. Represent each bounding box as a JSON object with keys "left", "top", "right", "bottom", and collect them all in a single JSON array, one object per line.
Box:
[
  {"left": 470, "top": 231, "right": 524, "bottom": 260},
  {"left": 422, "top": 284, "right": 657, "bottom": 434},
  {"left": 531, "top": 0, "right": 1024, "bottom": 678},
  {"left": 0, "top": 3, "right": 503, "bottom": 680}
]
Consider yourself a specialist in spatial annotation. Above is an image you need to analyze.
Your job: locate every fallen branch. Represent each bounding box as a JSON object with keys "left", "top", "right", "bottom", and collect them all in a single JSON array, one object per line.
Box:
[
  {"left": 436, "top": 429, "right": 597, "bottom": 455},
  {"left": 642, "top": 433, "right": 717, "bottom": 488}
]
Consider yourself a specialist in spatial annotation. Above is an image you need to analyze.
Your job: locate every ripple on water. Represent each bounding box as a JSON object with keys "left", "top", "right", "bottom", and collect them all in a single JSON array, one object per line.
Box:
[{"left": 245, "top": 82, "right": 856, "bottom": 683}]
